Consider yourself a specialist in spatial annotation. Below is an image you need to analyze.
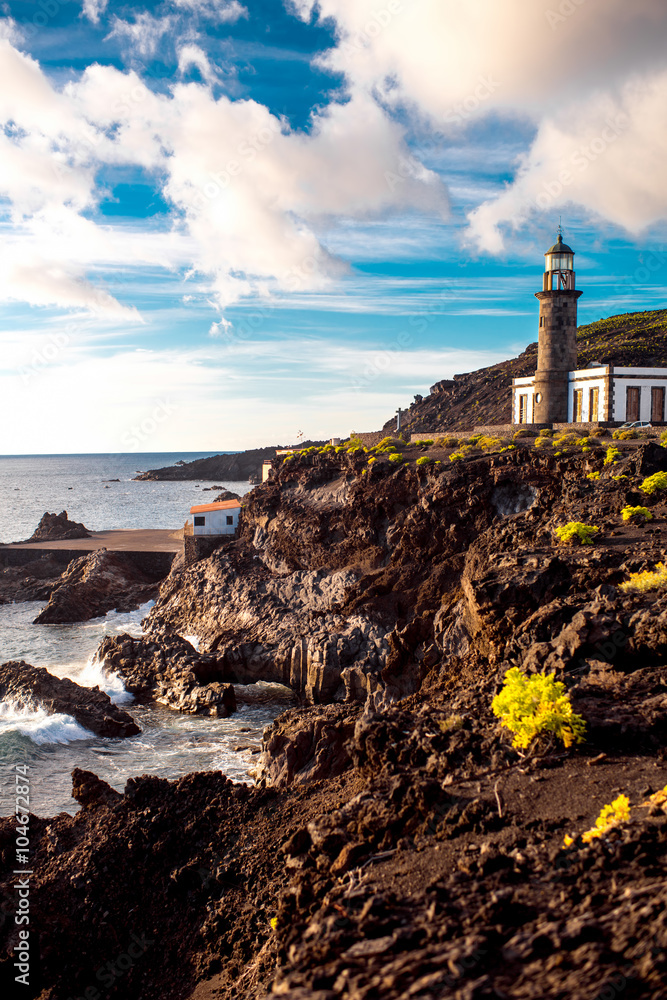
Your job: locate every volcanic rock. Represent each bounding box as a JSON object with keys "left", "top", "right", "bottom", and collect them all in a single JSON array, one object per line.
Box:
[
  {"left": 0, "top": 552, "right": 67, "bottom": 604},
  {"left": 26, "top": 510, "right": 91, "bottom": 541},
  {"left": 0, "top": 660, "right": 140, "bottom": 737},
  {"left": 94, "top": 633, "right": 237, "bottom": 717},
  {"left": 71, "top": 768, "right": 123, "bottom": 809},
  {"left": 33, "top": 549, "right": 163, "bottom": 624}
]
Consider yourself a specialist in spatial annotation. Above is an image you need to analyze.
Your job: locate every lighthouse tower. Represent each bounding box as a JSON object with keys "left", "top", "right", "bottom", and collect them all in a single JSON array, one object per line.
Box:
[{"left": 533, "top": 230, "right": 583, "bottom": 424}]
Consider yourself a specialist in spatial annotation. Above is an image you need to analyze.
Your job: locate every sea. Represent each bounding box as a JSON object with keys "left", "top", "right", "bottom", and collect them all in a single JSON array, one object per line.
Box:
[{"left": 0, "top": 453, "right": 290, "bottom": 816}]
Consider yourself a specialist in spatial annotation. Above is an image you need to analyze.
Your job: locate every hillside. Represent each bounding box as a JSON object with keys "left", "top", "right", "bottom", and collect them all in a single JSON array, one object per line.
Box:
[{"left": 384, "top": 308, "right": 667, "bottom": 436}]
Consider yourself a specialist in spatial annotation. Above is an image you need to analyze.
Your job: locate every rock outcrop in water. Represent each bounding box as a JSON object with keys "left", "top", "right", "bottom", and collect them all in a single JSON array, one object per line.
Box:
[
  {"left": 0, "top": 661, "right": 140, "bottom": 737},
  {"left": 5, "top": 433, "right": 667, "bottom": 999},
  {"left": 25, "top": 510, "right": 91, "bottom": 541},
  {"left": 95, "top": 633, "right": 237, "bottom": 717},
  {"left": 33, "top": 549, "right": 166, "bottom": 624}
]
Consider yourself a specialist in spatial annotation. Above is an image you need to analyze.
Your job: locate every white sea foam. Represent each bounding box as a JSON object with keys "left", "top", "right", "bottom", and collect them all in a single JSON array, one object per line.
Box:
[
  {"left": 0, "top": 702, "right": 94, "bottom": 745},
  {"left": 76, "top": 656, "right": 135, "bottom": 705}
]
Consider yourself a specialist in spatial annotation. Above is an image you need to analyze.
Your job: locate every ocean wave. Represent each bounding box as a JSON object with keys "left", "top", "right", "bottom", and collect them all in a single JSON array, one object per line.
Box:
[
  {"left": 0, "top": 703, "right": 94, "bottom": 745},
  {"left": 75, "top": 657, "right": 135, "bottom": 706}
]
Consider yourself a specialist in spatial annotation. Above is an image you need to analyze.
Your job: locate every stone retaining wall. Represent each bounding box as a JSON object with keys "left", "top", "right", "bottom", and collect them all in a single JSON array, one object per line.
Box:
[
  {"left": 0, "top": 548, "right": 174, "bottom": 579},
  {"left": 183, "top": 535, "right": 235, "bottom": 567}
]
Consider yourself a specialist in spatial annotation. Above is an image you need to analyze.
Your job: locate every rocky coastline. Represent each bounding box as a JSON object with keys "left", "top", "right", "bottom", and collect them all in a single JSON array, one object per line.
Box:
[{"left": 2, "top": 436, "right": 667, "bottom": 998}]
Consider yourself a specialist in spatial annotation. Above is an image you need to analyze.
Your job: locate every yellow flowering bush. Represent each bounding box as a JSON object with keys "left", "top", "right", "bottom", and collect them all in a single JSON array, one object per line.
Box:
[
  {"left": 491, "top": 667, "right": 586, "bottom": 750},
  {"left": 619, "top": 562, "right": 667, "bottom": 594},
  {"left": 604, "top": 446, "right": 621, "bottom": 466},
  {"left": 581, "top": 795, "right": 631, "bottom": 843},
  {"left": 554, "top": 522, "right": 600, "bottom": 545},
  {"left": 621, "top": 505, "right": 652, "bottom": 523},
  {"left": 640, "top": 471, "right": 667, "bottom": 495},
  {"left": 587, "top": 471, "right": 601, "bottom": 481},
  {"left": 416, "top": 456, "right": 432, "bottom": 466}
]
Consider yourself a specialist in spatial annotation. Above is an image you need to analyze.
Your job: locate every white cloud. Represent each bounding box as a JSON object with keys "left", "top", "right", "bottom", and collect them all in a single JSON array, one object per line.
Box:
[
  {"left": 209, "top": 318, "right": 233, "bottom": 337},
  {"left": 0, "top": 35, "right": 448, "bottom": 315},
  {"left": 467, "top": 70, "right": 667, "bottom": 252},
  {"left": 170, "top": 0, "right": 248, "bottom": 22},
  {"left": 81, "top": 0, "right": 109, "bottom": 25},
  {"left": 177, "top": 44, "right": 219, "bottom": 86},
  {"left": 293, "top": 0, "right": 667, "bottom": 123},
  {"left": 289, "top": 0, "right": 667, "bottom": 250},
  {"left": 0, "top": 17, "right": 22, "bottom": 44},
  {"left": 105, "top": 12, "right": 175, "bottom": 58}
]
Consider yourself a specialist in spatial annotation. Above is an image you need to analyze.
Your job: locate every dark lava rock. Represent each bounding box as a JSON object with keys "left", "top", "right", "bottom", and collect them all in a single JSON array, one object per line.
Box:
[
  {"left": 95, "top": 633, "right": 237, "bottom": 717},
  {"left": 0, "top": 661, "right": 140, "bottom": 737},
  {"left": 0, "top": 553, "right": 66, "bottom": 604},
  {"left": 71, "top": 768, "right": 122, "bottom": 809},
  {"left": 26, "top": 510, "right": 90, "bottom": 541},
  {"left": 33, "top": 549, "right": 163, "bottom": 624}
]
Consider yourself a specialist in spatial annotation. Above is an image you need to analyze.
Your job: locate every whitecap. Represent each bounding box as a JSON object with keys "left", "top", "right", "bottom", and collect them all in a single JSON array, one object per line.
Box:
[
  {"left": 0, "top": 703, "right": 94, "bottom": 745},
  {"left": 76, "top": 656, "right": 135, "bottom": 706}
]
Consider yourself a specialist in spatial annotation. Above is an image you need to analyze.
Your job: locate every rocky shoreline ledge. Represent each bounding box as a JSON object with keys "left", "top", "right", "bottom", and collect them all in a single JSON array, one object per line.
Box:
[{"left": 2, "top": 439, "right": 667, "bottom": 998}]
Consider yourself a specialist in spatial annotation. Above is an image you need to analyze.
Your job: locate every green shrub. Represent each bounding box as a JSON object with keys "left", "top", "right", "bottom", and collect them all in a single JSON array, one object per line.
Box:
[
  {"left": 592, "top": 426, "right": 610, "bottom": 437},
  {"left": 435, "top": 436, "right": 460, "bottom": 448},
  {"left": 414, "top": 439, "right": 434, "bottom": 450},
  {"left": 375, "top": 436, "right": 403, "bottom": 452},
  {"left": 468, "top": 434, "right": 483, "bottom": 445},
  {"left": 586, "top": 471, "right": 601, "bottom": 481},
  {"left": 534, "top": 437, "right": 552, "bottom": 449},
  {"left": 621, "top": 505, "right": 652, "bottom": 523},
  {"left": 367, "top": 457, "right": 377, "bottom": 465},
  {"left": 613, "top": 428, "right": 638, "bottom": 440},
  {"left": 450, "top": 451, "right": 464, "bottom": 462},
  {"left": 553, "top": 432, "right": 579, "bottom": 449},
  {"left": 554, "top": 521, "right": 601, "bottom": 545},
  {"left": 538, "top": 428, "right": 555, "bottom": 437},
  {"left": 477, "top": 435, "right": 504, "bottom": 450},
  {"left": 416, "top": 456, "right": 432, "bottom": 466},
  {"left": 388, "top": 452, "right": 404, "bottom": 464},
  {"left": 661, "top": 430, "right": 667, "bottom": 447},
  {"left": 491, "top": 667, "right": 586, "bottom": 750},
  {"left": 640, "top": 471, "right": 667, "bottom": 494},
  {"left": 513, "top": 428, "right": 536, "bottom": 439},
  {"left": 604, "top": 446, "right": 621, "bottom": 466},
  {"left": 500, "top": 444, "right": 517, "bottom": 453}
]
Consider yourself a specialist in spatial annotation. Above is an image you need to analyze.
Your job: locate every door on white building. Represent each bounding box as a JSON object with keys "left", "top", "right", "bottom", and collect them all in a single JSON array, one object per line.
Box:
[
  {"left": 626, "top": 386, "right": 641, "bottom": 423},
  {"left": 651, "top": 387, "right": 665, "bottom": 423},
  {"left": 519, "top": 395, "right": 528, "bottom": 423},
  {"left": 589, "top": 387, "right": 599, "bottom": 423},
  {"left": 574, "top": 389, "right": 584, "bottom": 422}
]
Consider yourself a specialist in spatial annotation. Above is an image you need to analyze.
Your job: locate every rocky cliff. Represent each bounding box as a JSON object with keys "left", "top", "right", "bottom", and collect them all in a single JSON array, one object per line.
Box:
[
  {"left": 138, "top": 436, "right": 667, "bottom": 709},
  {"left": 4, "top": 437, "right": 667, "bottom": 999}
]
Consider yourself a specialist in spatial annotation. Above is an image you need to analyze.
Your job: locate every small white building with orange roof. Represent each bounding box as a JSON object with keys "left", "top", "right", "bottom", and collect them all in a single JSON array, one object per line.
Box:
[{"left": 189, "top": 499, "right": 241, "bottom": 536}]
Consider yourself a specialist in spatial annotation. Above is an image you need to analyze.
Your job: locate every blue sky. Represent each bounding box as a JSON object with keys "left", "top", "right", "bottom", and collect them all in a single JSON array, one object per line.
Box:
[{"left": 1, "top": 0, "right": 667, "bottom": 453}]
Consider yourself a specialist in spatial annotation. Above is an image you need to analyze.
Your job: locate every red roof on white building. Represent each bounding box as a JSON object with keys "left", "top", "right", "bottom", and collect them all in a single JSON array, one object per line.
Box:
[{"left": 190, "top": 499, "right": 242, "bottom": 514}]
